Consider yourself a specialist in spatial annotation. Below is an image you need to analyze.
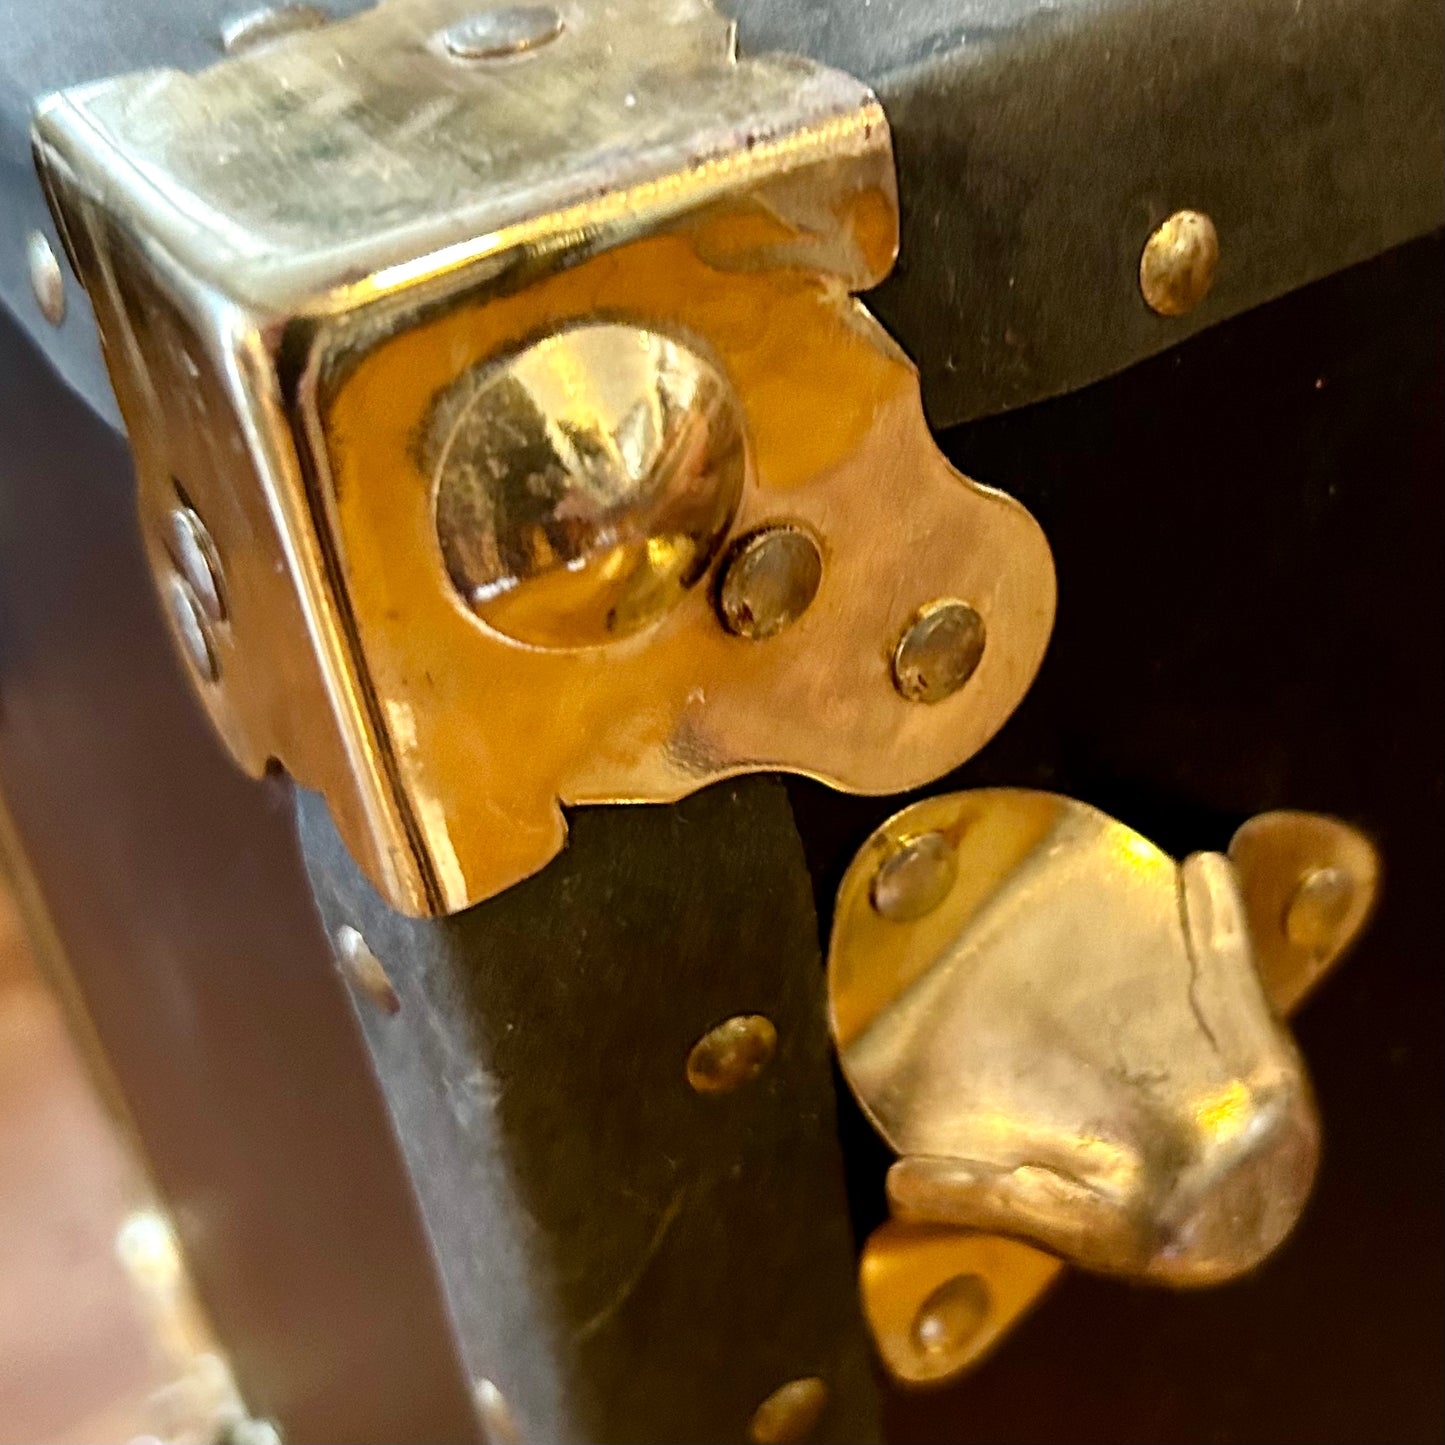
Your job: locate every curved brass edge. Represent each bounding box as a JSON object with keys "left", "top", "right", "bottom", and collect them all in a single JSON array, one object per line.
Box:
[
  {"left": 832, "top": 792, "right": 1379, "bottom": 1385},
  {"left": 858, "top": 1220, "right": 1062, "bottom": 1388},
  {"left": 1228, "top": 810, "right": 1381, "bottom": 1015}
]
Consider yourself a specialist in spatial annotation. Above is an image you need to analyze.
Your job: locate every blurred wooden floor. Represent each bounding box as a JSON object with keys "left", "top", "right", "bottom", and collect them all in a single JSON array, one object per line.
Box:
[{"left": 0, "top": 884, "right": 160, "bottom": 1445}]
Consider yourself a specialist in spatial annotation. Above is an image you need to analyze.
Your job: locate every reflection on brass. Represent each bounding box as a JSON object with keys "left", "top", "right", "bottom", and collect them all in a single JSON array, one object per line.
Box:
[
  {"left": 831, "top": 791, "right": 1377, "bottom": 1385},
  {"left": 869, "top": 831, "right": 957, "bottom": 922},
  {"left": 1140, "top": 209, "right": 1219, "bottom": 317},
  {"left": 26, "top": 230, "right": 65, "bottom": 327},
  {"left": 686, "top": 1014, "right": 777, "bottom": 1094},
  {"left": 716, "top": 526, "right": 823, "bottom": 640},
  {"left": 335, "top": 924, "right": 401, "bottom": 1017},
  {"left": 166, "top": 506, "right": 227, "bottom": 625},
  {"left": 859, "top": 1221, "right": 1061, "bottom": 1386},
  {"left": 164, "top": 576, "right": 219, "bottom": 685},
  {"left": 36, "top": 0, "right": 1054, "bottom": 916},
  {"left": 475, "top": 1378, "right": 522, "bottom": 1444},
  {"left": 1228, "top": 810, "right": 1379, "bottom": 1014},
  {"left": 433, "top": 324, "right": 744, "bottom": 648},
  {"left": 891, "top": 600, "right": 986, "bottom": 703},
  {"left": 747, "top": 1376, "right": 829, "bottom": 1445}
]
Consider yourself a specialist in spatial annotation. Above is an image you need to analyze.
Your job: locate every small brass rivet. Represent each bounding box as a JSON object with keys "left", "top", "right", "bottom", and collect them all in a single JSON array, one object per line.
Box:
[
  {"left": 167, "top": 506, "right": 227, "bottom": 625},
  {"left": 717, "top": 526, "right": 823, "bottom": 640},
  {"left": 910, "top": 1272, "right": 991, "bottom": 1363},
  {"left": 686, "top": 1014, "right": 777, "bottom": 1094},
  {"left": 892, "top": 600, "right": 985, "bottom": 703},
  {"left": 336, "top": 925, "right": 401, "bottom": 1016},
  {"left": 748, "top": 1376, "right": 828, "bottom": 1445},
  {"left": 871, "top": 832, "right": 957, "bottom": 922},
  {"left": 442, "top": 6, "right": 564, "bottom": 59},
  {"left": 1284, "top": 866, "right": 1356, "bottom": 957},
  {"left": 475, "top": 1378, "right": 521, "bottom": 1444},
  {"left": 1140, "top": 209, "right": 1219, "bottom": 318},
  {"left": 164, "top": 576, "right": 219, "bottom": 684},
  {"left": 27, "top": 231, "right": 65, "bottom": 327},
  {"left": 221, "top": 3, "right": 330, "bottom": 54}
]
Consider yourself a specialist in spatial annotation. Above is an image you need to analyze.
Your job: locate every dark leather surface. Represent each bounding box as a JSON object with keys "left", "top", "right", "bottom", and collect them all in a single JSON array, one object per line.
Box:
[{"left": 299, "top": 778, "right": 881, "bottom": 1444}]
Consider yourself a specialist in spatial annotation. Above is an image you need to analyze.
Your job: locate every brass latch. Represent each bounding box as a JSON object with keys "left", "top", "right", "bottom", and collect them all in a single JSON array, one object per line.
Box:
[
  {"left": 828, "top": 792, "right": 1379, "bottom": 1384},
  {"left": 33, "top": 0, "right": 1054, "bottom": 916}
]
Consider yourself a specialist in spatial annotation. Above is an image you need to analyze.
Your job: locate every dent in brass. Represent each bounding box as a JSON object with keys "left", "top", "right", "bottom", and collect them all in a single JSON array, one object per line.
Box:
[
  {"left": 831, "top": 790, "right": 1378, "bottom": 1386},
  {"left": 35, "top": 0, "right": 1056, "bottom": 916}
]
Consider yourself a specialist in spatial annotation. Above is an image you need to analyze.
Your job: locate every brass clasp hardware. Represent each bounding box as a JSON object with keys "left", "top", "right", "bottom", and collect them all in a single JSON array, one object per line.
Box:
[
  {"left": 828, "top": 792, "right": 1378, "bottom": 1385},
  {"left": 34, "top": 0, "right": 1054, "bottom": 915}
]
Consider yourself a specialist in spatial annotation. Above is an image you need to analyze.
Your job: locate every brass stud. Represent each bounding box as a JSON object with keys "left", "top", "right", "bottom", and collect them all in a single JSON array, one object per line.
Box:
[
  {"left": 871, "top": 832, "right": 957, "bottom": 922},
  {"left": 475, "top": 1378, "right": 521, "bottom": 1444},
  {"left": 164, "top": 576, "right": 219, "bottom": 684},
  {"left": 441, "top": 6, "right": 565, "bottom": 60},
  {"left": 1284, "top": 865, "right": 1356, "bottom": 957},
  {"left": 167, "top": 506, "right": 227, "bottom": 625},
  {"left": 27, "top": 231, "right": 65, "bottom": 327},
  {"left": 221, "top": 3, "right": 330, "bottom": 54},
  {"left": 747, "top": 1377, "right": 828, "bottom": 1445},
  {"left": 717, "top": 526, "right": 823, "bottom": 640},
  {"left": 1140, "top": 209, "right": 1219, "bottom": 318},
  {"left": 686, "top": 1014, "right": 778, "bottom": 1094},
  {"left": 891, "top": 600, "right": 985, "bottom": 703},
  {"left": 336, "top": 925, "right": 401, "bottom": 1016},
  {"left": 910, "top": 1272, "right": 991, "bottom": 1362}
]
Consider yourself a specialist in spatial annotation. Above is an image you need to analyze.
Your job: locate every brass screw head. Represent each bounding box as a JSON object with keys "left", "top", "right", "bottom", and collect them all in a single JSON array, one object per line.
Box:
[
  {"left": 27, "top": 231, "right": 65, "bottom": 327},
  {"left": 747, "top": 1377, "right": 828, "bottom": 1445},
  {"left": 167, "top": 506, "right": 227, "bottom": 625},
  {"left": 335, "top": 925, "right": 401, "bottom": 1016},
  {"left": 686, "top": 1014, "right": 777, "bottom": 1093},
  {"left": 1284, "top": 865, "right": 1356, "bottom": 957},
  {"left": 891, "top": 600, "right": 986, "bottom": 703},
  {"left": 910, "top": 1272, "right": 991, "bottom": 1362},
  {"left": 1140, "top": 209, "right": 1219, "bottom": 317},
  {"left": 871, "top": 832, "right": 957, "bottom": 921},
  {"left": 716, "top": 526, "right": 823, "bottom": 640},
  {"left": 164, "top": 576, "right": 219, "bottom": 684},
  {"left": 441, "top": 6, "right": 565, "bottom": 59}
]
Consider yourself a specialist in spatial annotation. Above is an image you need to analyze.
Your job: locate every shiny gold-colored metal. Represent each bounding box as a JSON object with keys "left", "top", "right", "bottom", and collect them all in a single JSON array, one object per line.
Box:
[
  {"left": 26, "top": 230, "right": 65, "bottom": 326},
  {"left": 35, "top": 0, "right": 1055, "bottom": 917},
  {"left": 1228, "top": 810, "right": 1379, "bottom": 1014},
  {"left": 221, "top": 3, "right": 330, "bottom": 54},
  {"left": 716, "top": 526, "right": 823, "bottom": 640},
  {"left": 434, "top": 323, "right": 744, "bottom": 648},
  {"left": 686, "top": 1013, "right": 778, "bottom": 1094},
  {"left": 747, "top": 1376, "right": 829, "bottom": 1445},
  {"left": 441, "top": 6, "right": 565, "bottom": 59},
  {"left": 891, "top": 600, "right": 987, "bottom": 703},
  {"left": 870, "top": 831, "right": 957, "bottom": 922},
  {"left": 335, "top": 924, "right": 401, "bottom": 1016},
  {"left": 1140, "top": 209, "right": 1220, "bottom": 317},
  {"left": 475, "top": 1378, "right": 522, "bottom": 1445},
  {"left": 831, "top": 790, "right": 1377, "bottom": 1385},
  {"left": 859, "top": 1222, "right": 1061, "bottom": 1385}
]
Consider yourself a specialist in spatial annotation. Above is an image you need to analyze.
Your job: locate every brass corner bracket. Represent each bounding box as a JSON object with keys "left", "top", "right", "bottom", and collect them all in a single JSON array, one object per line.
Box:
[
  {"left": 828, "top": 791, "right": 1379, "bottom": 1385},
  {"left": 34, "top": 0, "right": 1054, "bottom": 915}
]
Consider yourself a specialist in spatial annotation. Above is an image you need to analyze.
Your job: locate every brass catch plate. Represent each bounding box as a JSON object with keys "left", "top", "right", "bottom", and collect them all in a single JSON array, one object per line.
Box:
[{"left": 35, "top": 0, "right": 1054, "bottom": 914}]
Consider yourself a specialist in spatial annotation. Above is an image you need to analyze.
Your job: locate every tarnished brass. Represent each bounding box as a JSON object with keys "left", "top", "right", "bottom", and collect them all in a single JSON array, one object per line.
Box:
[
  {"left": 36, "top": 0, "right": 1054, "bottom": 916},
  {"left": 1140, "top": 209, "right": 1220, "bottom": 317},
  {"left": 747, "top": 1377, "right": 829, "bottom": 1445},
  {"left": 831, "top": 790, "right": 1378, "bottom": 1385},
  {"left": 685, "top": 1013, "right": 778, "bottom": 1094}
]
